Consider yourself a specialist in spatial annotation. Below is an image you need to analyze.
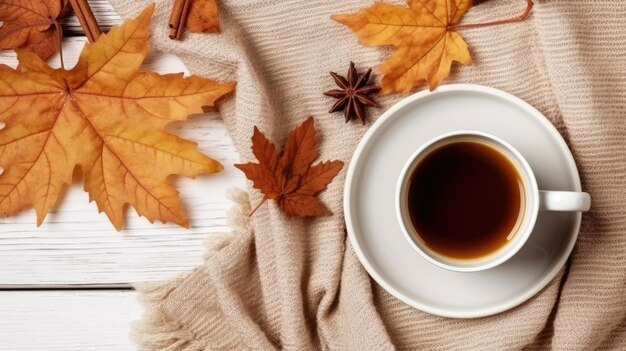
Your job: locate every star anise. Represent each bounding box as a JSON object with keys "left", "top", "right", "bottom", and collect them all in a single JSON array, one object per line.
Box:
[{"left": 324, "top": 62, "right": 379, "bottom": 124}]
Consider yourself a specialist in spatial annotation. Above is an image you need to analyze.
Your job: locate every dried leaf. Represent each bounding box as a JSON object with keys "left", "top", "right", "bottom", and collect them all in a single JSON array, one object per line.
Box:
[
  {"left": 186, "top": 0, "right": 220, "bottom": 33},
  {"left": 0, "top": 4, "right": 236, "bottom": 230},
  {"left": 332, "top": 0, "right": 473, "bottom": 94},
  {"left": 0, "top": 0, "right": 68, "bottom": 60},
  {"left": 235, "top": 117, "right": 343, "bottom": 217}
]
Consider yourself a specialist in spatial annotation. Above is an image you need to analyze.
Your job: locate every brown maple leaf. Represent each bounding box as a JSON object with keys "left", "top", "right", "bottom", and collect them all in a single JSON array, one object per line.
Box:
[
  {"left": 0, "top": 0, "right": 69, "bottom": 60},
  {"left": 0, "top": 4, "right": 236, "bottom": 230},
  {"left": 187, "top": 0, "right": 220, "bottom": 33},
  {"left": 332, "top": 0, "right": 473, "bottom": 94},
  {"left": 235, "top": 117, "right": 344, "bottom": 217}
]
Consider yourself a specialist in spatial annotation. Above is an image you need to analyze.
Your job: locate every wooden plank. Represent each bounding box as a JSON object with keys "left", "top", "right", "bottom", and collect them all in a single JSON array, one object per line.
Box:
[
  {"left": 0, "top": 290, "right": 139, "bottom": 350},
  {"left": 61, "top": 0, "right": 122, "bottom": 36},
  {"left": 0, "top": 36, "right": 181, "bottom": 70},
  {"left": 0, "top": 38, "right": 245, "bottom": 285}
]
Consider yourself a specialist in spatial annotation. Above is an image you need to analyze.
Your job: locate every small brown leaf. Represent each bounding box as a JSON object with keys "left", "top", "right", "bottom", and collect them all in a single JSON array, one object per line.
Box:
[
  {"left": 0, "top": 0, "right": 68, "bottom": 60},
  {"left": 186, "top": 0, "right": 220, "bottom": 33},
  {"left": 235, "top": 117, "right": 343, "bottom": 217}
]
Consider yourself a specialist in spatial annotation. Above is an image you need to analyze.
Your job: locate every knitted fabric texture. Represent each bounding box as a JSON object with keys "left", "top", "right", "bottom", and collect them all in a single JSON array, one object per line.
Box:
[{"left": 108, "top": 0, "right": 626, "bottom": 349}]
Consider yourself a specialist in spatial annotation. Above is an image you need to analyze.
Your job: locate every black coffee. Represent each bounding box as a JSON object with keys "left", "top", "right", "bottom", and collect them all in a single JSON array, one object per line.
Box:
[{"left": 407, "top": 141, "right": 523, "bottom": 260}]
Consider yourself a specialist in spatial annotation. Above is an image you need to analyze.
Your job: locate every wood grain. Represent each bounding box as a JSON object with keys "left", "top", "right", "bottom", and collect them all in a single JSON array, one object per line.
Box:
[
  {"left": 0, "top": 290, "right": 139, "bottom": 350},
  {"left": 62, "top": 0, "right": 121, "bottom": 36},
  {"left": 0, "top": 2, "right": 238, "bottom": 349},
  {"left": 0, "top": 14, "right": 245, "bottom": 286}
]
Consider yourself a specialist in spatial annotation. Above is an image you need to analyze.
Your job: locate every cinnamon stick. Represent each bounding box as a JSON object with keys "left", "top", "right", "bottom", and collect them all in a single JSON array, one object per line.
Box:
[
  {"left": 69, "top": 0, "right": 102, "bottom": 43},
  {"left": 169, "top": 0, "right": 192, "bottom": 40},
  {"left": 168, "top": 0, "right": 186, "bottom": 29},
  {"left": 176, "top": 0, "right": 192, "bottom": 40}
]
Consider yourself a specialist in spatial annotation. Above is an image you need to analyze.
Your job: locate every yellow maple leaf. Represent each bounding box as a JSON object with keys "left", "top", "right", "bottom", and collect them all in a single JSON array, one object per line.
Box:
[
  {"left": 0, "top": 4, "right": 235, "bottom": 230},
  {"left": 332, "top": 0, "right": 473, "bottom": 94}
]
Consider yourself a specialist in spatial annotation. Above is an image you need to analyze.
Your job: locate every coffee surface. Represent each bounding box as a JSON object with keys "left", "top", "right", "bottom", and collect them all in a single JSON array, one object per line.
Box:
[{"left": 407, "top": 140, "right": 523, "bottom": 260}]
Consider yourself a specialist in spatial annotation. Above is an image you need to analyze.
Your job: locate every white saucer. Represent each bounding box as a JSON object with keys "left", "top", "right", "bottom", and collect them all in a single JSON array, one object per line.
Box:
[{"left": 344, "top": 84, "right": 582, "bottom": 318}]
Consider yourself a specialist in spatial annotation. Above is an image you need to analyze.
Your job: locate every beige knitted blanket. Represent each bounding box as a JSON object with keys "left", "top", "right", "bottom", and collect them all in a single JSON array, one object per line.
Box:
[{"left": 109, "top": 0, "right": 626, "bottom": 349}]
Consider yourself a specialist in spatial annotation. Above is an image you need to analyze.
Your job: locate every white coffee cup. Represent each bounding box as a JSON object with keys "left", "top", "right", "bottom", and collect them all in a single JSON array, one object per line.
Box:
[{"left": 396, "top": 131, "right": 591, "bottom": 272}]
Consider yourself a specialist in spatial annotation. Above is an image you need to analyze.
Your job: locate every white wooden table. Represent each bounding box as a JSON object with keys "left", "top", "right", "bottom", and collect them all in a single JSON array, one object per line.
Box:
[{"left": 0, "top": 2, "right": 246, "bottom": 349}]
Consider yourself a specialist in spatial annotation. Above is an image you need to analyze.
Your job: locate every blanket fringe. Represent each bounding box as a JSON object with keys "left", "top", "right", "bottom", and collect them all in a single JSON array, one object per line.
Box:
[
  {"left": 132, "top": 274, "right": 201, "bottom": 351},
  {"left": 203, "top": 188, "right": 252, "bottom": 262},
  {"left": 132, "top": 188, "right": 252, "bottom": 350}
]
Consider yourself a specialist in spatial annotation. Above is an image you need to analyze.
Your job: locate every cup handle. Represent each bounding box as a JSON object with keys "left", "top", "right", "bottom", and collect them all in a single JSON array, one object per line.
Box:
[{"left": 539, "top": 190, "right": 591, "bottom": 211}]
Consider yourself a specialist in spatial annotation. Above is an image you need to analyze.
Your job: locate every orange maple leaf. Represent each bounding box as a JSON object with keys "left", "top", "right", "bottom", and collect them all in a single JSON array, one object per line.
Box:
[
  {"left": 0, "top": 4, "right": 235, "bottom": 230},
  {"left": 187, "top": 0, "right": 220, "bottom": 33},
  {"left": 0, "top": 0, "right": 69, "bottom": 60},
  {"left": 332, "top": 0, "right": 473, "bottom": 94},
  {"left": 235, "top": 117, "right": 344, "bottom": 217}
]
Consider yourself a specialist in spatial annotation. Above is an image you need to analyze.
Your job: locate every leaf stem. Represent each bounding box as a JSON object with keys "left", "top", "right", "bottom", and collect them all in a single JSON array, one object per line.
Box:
[
  {"left": 53, "top": 20, "right": 65, "bottom": 70},
  {"left": 249, "top": 197, "right": 268, "bottom": 217},
  {"left": 448, "top": 0, "right": 533, "bottom": 31}
]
